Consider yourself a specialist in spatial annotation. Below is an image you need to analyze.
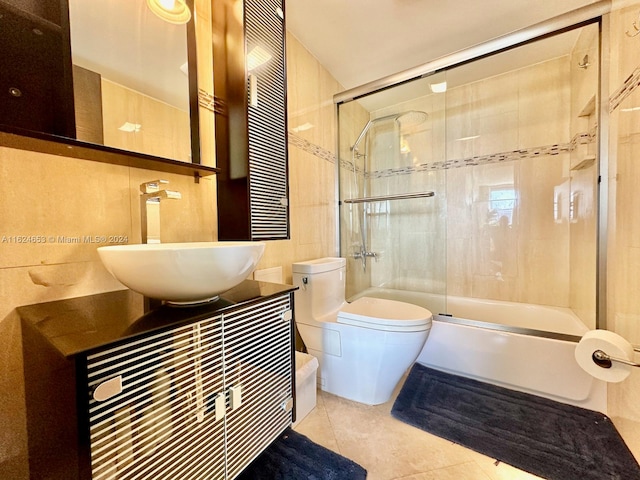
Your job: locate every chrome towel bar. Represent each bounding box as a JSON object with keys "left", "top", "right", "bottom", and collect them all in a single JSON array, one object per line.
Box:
[{"left": 343, "top": 191, "right": 435, "bottom": 204}]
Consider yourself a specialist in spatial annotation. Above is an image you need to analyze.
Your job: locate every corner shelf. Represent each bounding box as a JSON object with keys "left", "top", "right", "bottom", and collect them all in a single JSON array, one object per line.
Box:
[{"left": 571, "top": 155, "right": 596, "bottom": 171}]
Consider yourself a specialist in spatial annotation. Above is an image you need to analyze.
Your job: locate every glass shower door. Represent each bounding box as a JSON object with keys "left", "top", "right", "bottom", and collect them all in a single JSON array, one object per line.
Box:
[{"left": 337, "top": 73, "right": 448, "bottom": 315}]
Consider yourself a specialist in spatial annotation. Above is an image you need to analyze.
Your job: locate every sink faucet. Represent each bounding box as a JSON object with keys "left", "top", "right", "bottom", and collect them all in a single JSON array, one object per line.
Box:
[{"left": 140, "top": 180, "right": 182, "bottom": 244}]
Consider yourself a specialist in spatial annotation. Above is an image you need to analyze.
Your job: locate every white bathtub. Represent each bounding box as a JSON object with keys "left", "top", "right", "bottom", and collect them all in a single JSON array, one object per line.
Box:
[{"left": 350, "top": 288, "right": 607, "bottom": 413}]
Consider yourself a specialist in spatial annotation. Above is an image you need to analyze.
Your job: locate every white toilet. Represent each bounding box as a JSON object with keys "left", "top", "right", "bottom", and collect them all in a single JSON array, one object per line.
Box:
[{"left": 292, "top": 257, "right": 432, "bottom": 405}]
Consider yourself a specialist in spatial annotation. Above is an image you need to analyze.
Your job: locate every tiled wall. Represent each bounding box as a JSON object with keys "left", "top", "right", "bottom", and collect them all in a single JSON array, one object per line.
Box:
[
  {"left": 354, "top": 54, "right": 588, "bottom": 310},
  {"left": 607, "top": 0, "right": 640, "bottom": 459},
  {"left": 254, "top": 32, "right": 341, "bottom": 283}
]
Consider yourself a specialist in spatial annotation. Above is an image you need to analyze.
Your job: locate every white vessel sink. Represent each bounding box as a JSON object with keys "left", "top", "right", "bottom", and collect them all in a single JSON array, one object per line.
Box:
[{"left": 98, "top": 242, "right": 266, "bottom": 305}]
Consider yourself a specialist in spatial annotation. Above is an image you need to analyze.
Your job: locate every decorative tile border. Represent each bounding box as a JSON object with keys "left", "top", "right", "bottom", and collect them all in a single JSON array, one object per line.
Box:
[
  {"left": 339, "top": 129, "right": 596, "bottom": 178},
  {"left": 610, "top": 65, "right": 640, "bottom": 112},
  {"left": 287, "top": 131, "right": 337, "bottom": 164},
  {"left": 273, "top": 59, "right": 638, "bottom": 172},
  {"left": 198, "top": 89, "right": 226, "bottom": 115},
  {"left": 367, "top": 142, "right": 574, "bottom": 178},
  {"left": 290, "top": 125, "right": 597, "bottom": 178}
]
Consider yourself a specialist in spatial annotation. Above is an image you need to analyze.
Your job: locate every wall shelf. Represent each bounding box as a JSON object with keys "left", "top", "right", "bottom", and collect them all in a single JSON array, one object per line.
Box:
[
  {"left": 571, "top": 155, "right": 596, "bottom": 170},
  {"left": 0, "top": 129, "right": 219, "bottom": 180},
  {"left": 578, "top": 95, "right": 596, "bottom": 117}
]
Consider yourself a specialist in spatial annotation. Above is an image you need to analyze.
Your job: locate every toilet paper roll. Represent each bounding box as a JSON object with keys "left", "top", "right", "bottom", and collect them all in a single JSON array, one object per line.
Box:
[{"left": 575, "top": 330, "right": 634, "bottom": 383}]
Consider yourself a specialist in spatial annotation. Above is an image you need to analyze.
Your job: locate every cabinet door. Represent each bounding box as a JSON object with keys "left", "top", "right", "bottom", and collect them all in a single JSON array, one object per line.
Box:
[
  {"left": 245, "top": 0, "right": 289, "bottom": 240},
  {"left": 224, "top": 294, "right": 294, "bottom": 479},
  {"left": 86, "top": 316, "right": 225, "bottom": 480},
  {"left": 214, "top": 0, "right": 290, "bottom": 241}
]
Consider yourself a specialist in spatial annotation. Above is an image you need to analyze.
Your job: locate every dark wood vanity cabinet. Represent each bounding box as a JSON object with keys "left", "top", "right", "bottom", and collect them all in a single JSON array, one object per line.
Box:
[{"left": 20, "top": 282, "right": 296, "bottom": 480}]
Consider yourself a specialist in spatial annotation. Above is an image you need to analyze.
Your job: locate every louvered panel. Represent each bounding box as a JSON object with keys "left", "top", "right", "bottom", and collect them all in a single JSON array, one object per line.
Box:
[
  {"left": 246, "top": 0, "right": 289, "bottom": 240},
  {"left": 86, "top": 315, "right": 226, "bottom": 480},
  {"left": 225, "top": 295, "right": 293, "bottom": 480}
]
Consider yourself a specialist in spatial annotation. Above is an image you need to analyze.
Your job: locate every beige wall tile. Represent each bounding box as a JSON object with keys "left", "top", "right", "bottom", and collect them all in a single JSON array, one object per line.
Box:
[
  {"left": 608, "top": 1, "right": 640, "bottom": 459},
  {"left": 517, "top": 56, "right": 571, "bottom": 148},
  {"left": 0, "top": 147, "right": 132, "bottom": 268},
  {"left": 286, "top": 33, "right": 322, "bottom": 147}
]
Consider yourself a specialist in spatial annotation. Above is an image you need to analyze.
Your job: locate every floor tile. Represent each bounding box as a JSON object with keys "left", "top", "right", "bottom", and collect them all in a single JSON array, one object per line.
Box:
[{"left": 294, "top": 381, "right": 544, "bottom": 480}]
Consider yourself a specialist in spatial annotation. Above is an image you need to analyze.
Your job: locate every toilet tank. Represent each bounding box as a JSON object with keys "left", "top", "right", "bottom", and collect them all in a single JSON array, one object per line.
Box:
[{"left": 292, "top": 257, "right": 346, "bottom": 321}]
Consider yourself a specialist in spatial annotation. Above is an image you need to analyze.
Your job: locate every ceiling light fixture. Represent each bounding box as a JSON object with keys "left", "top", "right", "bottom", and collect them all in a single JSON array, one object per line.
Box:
[
  {"left": 429, "top": 81, "right": 447, "bottom": 93},
  {"left": 146, "top": 0, "right": 192, "bottom": 25}
]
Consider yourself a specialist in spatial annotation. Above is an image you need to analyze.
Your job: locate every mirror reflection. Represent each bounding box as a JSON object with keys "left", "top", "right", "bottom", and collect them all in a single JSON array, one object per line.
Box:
[{"left": 0, "top": 0, "right": 197, "bottom": 163}]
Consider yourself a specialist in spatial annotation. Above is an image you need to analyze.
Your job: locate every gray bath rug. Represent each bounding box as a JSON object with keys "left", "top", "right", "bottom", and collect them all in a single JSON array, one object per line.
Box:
[
  {"left": 236, "top": 428, "right": 367, "bottom": 480},
  {"left": 391, "top": 363, "right": 640, "bottom": 480}
]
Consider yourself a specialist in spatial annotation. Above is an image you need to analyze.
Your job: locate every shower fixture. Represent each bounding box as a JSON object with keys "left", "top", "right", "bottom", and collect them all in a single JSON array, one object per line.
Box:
[
  {"left": 351, "top": 110, "right": 428, "bottom": 154},
  {"left": 348, "top": 110, "right": 428, "bottom": 272}
]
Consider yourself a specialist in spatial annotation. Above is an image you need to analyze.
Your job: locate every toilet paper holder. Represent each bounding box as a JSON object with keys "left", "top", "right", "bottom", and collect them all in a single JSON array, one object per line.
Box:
[{"left": 592, "top": 346, "right": 640, "bottom": 369}]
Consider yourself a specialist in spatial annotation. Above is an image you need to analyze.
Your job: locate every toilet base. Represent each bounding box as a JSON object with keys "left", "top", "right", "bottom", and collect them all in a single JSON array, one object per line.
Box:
[{"left": 304, "top": 326, "right": 430, "bottom": 405}]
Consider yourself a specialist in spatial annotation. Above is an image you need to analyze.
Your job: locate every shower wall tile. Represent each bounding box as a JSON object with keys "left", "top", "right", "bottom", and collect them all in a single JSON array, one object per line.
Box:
[
  {"left": 566, "top": 24, "right": 599, "bottom": 328},
  {"left": 569, "top": 164, "right": 597, "bottom": 328},
  {"left": 359, "top": 56, "right": 576, "bottom": 307},
  {"left": 286, "top": 32, "right": 322, "bottom": 149},
  {"left": 570, "top": 26, "right": 598, "bottom": 120},
  {"left": 445, "top": 71, "right": 519, "bottom": 160},
  {"left": 446, "top": 238, "right": 473, "bottom": 297},
  {"left": 517, "top": 56, "right": 571, "bottom": 148},
  {"left": 516, "top": 154, "right": 570, "bottom": 306},
  {"left": 445, "top": 152, "right": 572, "bottom": 307},
  {"left": 258, "top": 33, "right": 344, "bottom": 287}
]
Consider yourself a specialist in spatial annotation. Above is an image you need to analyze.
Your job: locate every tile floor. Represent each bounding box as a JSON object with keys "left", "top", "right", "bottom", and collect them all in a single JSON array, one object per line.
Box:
[{"left": 293, "top": 379, "right": 545, "bottom": 480}]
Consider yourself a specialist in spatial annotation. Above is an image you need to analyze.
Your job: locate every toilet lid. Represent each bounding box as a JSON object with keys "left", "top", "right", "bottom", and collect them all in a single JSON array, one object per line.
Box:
[{"left": 337, "top": 297, "right": 432, "bottom": 331}]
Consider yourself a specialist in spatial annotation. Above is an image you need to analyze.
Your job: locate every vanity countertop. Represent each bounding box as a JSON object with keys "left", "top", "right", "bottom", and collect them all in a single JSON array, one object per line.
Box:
[{"left": 18, "top": 280, "right": 297, "bottom": 358}]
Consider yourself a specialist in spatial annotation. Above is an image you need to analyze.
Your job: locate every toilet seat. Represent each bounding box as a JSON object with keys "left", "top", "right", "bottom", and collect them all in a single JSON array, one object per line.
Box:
[{"left": 338, "top": 297, "right": 432, "bottom": 332}]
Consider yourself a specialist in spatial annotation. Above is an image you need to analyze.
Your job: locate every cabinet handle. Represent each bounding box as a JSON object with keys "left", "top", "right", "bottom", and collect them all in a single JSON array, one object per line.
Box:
[
  {"left": 229, "top": 385, "right": 242, "bottom": 410},
  {"left": 214, "top": 393, "right": 226, "bottom": 421},
  {"left": 281, "top": 397, "right": 293, "bottom": 413},
  {"left": 281, "top": 309, "right": 292, "bottom": 322},
  {"left": 93, "top": 375, "right": 123, "bottom": 402}
]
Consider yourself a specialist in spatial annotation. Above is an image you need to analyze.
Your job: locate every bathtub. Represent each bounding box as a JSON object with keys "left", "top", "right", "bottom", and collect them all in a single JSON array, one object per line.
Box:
[{"left": 350, "top": 287, "right": 607, "bottom": 413}]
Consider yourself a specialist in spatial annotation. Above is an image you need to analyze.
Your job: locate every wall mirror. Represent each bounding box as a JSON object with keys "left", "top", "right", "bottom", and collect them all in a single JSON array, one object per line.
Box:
[{"left": 0, "top": 0, "right": 203, "bottom": 166}]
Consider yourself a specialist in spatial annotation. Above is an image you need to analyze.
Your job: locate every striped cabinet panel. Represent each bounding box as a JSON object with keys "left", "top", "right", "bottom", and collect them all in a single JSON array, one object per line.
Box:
[
  {"left": 246, "top": 0, "right": 289, "bottom": 240},
  {"left": 85, "top": 294, "right": 293, "bottom": 480}
]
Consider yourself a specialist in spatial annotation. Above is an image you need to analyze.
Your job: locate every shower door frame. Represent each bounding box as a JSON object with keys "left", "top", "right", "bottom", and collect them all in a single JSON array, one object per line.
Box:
[{"left": 334, "top": 0, "right": 611, "bottom": 331}]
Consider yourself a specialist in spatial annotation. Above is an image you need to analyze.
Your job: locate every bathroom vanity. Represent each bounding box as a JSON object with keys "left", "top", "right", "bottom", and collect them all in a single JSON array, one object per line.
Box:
[{"left": 19, "top": 281, "right": 296, "bottom": 480}]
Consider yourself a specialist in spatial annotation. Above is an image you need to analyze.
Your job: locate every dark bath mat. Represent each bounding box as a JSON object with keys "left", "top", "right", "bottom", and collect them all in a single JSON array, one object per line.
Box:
[
  {"left": 391, "top": 363, "right": 640, "bottom": 480},
  {"left": 236, "top": 428, "right": 367, "bottom": 480}
]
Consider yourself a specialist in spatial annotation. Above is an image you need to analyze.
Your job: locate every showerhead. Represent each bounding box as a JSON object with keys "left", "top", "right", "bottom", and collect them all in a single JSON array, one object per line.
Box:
[
  {"left": 396, "top": 110, "right": 428, "bottom": 127},
  {"left": 351, "top": 110, "right": 428, "bottom": 152}
]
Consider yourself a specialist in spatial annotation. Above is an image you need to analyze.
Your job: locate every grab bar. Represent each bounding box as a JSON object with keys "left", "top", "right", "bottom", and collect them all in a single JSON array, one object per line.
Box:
[{"left": 343, "top": 191, "right": 435, "bottom": 204}]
